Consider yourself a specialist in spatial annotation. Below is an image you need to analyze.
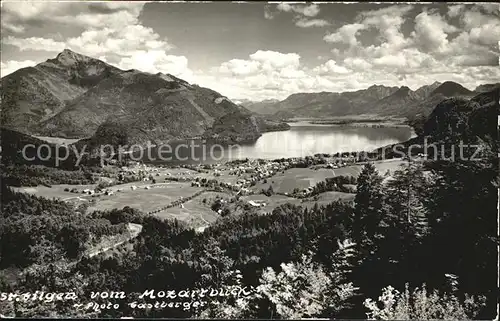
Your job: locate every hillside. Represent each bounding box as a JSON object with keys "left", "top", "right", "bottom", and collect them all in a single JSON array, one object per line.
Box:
[
  {"left": 474, "top": 83, "right": 500, "bottom": 93},
  {"left": 1, "top": 49, "right": 286, "bottom": 146},
  {"left": 414, "top": 81, "right": 442, "bottom": 99},
  {"left": 239, "top": 99, "right": 280, "bottom": 115},
  {"left": 263, "top": 81, "right": 479, "bottom": 120},
  {"left": 429, "top": 81, "right": 472, "bottom": 97},
  {"left": 1, "top": 49, "right": 121, "bottom": 132},
  {"left": 374, "top": 87, "right": 499, "bottom": 158},
  {"left": 368, "top": 86, "right": 422, "bottom": 115},
  {"left": 36, "top": 69, "right": 236, "bottom": 140},
  {"left": 273, "top": 85, "right": 399, "bottom": 118},
  {"left": 0, "top": 127, "right": 102, "bottom": 169}
]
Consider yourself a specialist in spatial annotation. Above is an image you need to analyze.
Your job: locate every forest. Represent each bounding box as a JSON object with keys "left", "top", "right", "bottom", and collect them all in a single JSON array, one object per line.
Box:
[{"left": 1, "top": 150, "right": 497, "bottom": 318}]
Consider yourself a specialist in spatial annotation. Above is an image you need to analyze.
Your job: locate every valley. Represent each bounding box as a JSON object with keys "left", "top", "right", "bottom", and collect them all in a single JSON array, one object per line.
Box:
[{"left": 0, "top": 48, "right": 498, "bottom": 320}]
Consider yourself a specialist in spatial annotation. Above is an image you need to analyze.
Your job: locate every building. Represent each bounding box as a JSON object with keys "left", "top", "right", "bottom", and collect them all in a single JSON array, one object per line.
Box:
[{"left": 248, "top": 200, "right": 266, "bottom": 207}]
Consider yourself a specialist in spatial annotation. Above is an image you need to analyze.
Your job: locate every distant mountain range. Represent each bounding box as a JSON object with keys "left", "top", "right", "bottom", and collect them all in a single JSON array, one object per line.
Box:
[
  {"left": 239, "top": 81, "right": 498, "bottom": 120},
  {"left": 374, "top": 86, "right": 499, "bottom": 159},
  {"left": 237, "top": 99, "right": 280, "bottom": 115},
  {"left": 1, "top": 49, "right": 288, "bottom": 146}
]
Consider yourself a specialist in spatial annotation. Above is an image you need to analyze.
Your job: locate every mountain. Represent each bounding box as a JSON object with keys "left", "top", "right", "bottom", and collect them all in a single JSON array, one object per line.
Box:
[
  {"left": 366, "top": 86, "right": 422, "bottom": 116},
  {"left": 1, "top": 49, "right": 121, "bottom": 132},
  {"left": 270, "top": 81, "right": 479, "bottom": 119},
  {"left": 429, "top": 81, "right": 473, "bottom": 97},
  {"left": 423, "top": 88, "right": 498, "bottom": 147},
  {"left": 404, "top": 81, "right": 476, "bottom": 118},
  {"left": 239, "top": 99, "right": 280, "bottom": 115},
  {"left": 273, "top": 85, "right": 399, "bottom": 118},
  {"left": 36, "top": 68, "right": 244, "bottom": 141},
  {"left": 415, "top": 81, "right": 442, "bottom": 99},
  {"left": 374, "top": 87, "right": 499, "bottom": 158},
  {"left": 2, "top": 49, "right": 285, "bottom": 146},
  {"left": 474, "top": 83, "right": 500, "bottom": 93}
]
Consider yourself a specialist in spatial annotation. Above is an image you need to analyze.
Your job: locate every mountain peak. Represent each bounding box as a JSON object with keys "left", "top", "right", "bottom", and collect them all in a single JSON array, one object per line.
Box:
[
  {"left": 53, "top": 49, "right": 93, "bottom": 66},
  {"left": 390, "top": 86, "right": 412, "bottom": 98},
  {"left": 431, "top": 81, "right": 472, "bottom": 97}
]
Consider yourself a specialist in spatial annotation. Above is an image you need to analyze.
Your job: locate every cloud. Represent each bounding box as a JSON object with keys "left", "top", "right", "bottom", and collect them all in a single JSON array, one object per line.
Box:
[
  {"left": 249, "top": 50, "right": 301, "bottom": 70},
  {"left": 118, "top": 50, "right": 193, "bottom": 82},
  {"left": 294, "top": 18, "right": 330, "bottom": 28},
  {"left": 1, "top": 2, "right": 144, "bottom": 35},
  {"left": 342, "top": 57, "right": 372, "bottom": 71},
  {"left": 2, "top": 2, "right": 498, "bottom": 101},
  {"left": 198, "top": 50, "right": 355, "bottom": 100},
  {"left": 266, "top": 3, "right": 323, "bottom": 23},
  {"left": 264, "top": 5, "right": 274, "bottom": 19},
  {"left": 276, "top": 3, "right": 320, "bottom": 17},
  {"left": 359, "top": 5, "right": 413, "bottom": 49},
  {"left": 411, "top": 9, "right": 459, "bottom": 53},
  {"left": 1, "top": 60, "right": 37, "bottom": 76},
  {"left": 323, "top": 23, "right": 366, "bottom": 46},
  {"left": 3, "top": 36, "right": 66, "bottom": 52},
  {"left": 325, "top": 4, "right": 498, "bottom": 74},
  {"left": 313, "top": 60, "right": 351, "bottom": 74},
  {"left": 65, "top": 25, "right": 174, "bottom": 58},
  {"left": 218, "top": 59, "right": 261, "bottom": 76},
  {"left": 447, "top": 5, "right": 465, "bottom": 18},
  {"left": 1, "top": 2, "right": 185, "bottom": 78}
]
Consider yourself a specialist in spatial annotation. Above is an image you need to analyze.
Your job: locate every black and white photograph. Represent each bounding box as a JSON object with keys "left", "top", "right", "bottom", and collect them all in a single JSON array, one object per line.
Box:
[{"left": 0, "top": 1, "right": 499, "bottom": 319}]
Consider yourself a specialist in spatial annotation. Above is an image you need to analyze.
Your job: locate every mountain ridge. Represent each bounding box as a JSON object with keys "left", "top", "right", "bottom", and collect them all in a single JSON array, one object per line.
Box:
[
  {"left": 2, "top": 49, "right": 287, "bottom": 146},
  {"left": 265, "top": 81, "right": 480, "bottom": 119}
]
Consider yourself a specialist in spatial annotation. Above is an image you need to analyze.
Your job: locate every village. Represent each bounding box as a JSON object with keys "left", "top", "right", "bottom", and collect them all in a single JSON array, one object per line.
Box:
[{"left": 14, "top": 153, "right": 408, "bottom": 230}]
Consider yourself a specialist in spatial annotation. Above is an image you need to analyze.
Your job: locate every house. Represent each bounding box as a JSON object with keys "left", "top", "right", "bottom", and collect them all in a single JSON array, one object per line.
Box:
[
  {"left": 105, "top": 190, "right": 114, "bottom": 196},
  {"left": 248, "top": 200, "right": 266, "bottom": 207},
  {"left": 82, "top": 189, "right": 95, "bottom": 195},
  {"left": 180, "top": 203, "right": 185, "bottom": 209},
  {"left": 131, "top": 186, "right": 137, "bottom": 190}
]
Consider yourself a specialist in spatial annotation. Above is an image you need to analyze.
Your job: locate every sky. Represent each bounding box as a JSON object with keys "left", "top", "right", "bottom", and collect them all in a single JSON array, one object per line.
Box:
[{"left": 1, "top": 1, "right": 499, "bottom": 101}]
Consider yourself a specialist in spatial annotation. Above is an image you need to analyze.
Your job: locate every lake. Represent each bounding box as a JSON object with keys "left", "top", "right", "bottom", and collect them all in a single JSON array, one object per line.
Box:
[{"left": 139, "top": 122, "right": 415, "bottom": 165}]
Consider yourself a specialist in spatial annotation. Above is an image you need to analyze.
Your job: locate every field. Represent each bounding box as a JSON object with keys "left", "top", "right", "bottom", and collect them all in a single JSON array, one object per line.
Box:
[
  {"left": 250, "top": 167, "right": 338, "bottom": 194},
  {"left": 11, "top": 184, "right": 98, "bottom": 200},
  {"left": 8, "top": 158, "right": 405, "bottom": 230},
  {"left": 328, "top": 158, "right": 407, "bottom": 177},
  {"left": 156, "top": 191, "right": 232, "bottom": 228},
  {"left": 87, "top": 182, "right": 203, "bottom": 213},
  {"left": 241, "top": 191, "right": 355, "bottom": 215},
  {"left": 251, "top": 158, "right": 407, "bottom": 194}
]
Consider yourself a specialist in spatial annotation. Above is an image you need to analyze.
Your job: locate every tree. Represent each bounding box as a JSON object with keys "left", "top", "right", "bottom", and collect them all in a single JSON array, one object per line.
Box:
[
  {"left": 263, "top": 185, "right": 274, "bottom": 197},
  {"left": 352, "top": 163, "right": 386, "bottom": 252},
  {"left": 255, "top": 248, "right": 357, "bottom": 319},
  {"left": 382, "top": 161, "right": 430, "bottom": 282},
  {"left": 364, "top": 283, "right": 485, "bottom": 320}
]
